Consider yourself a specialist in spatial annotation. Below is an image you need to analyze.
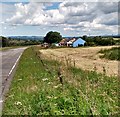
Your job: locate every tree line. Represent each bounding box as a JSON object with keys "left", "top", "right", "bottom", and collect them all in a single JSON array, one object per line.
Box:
[
  {"left": 43, "top": 31, "right": 119, "bottom": 46},
  {"left": 0, "top": 36, "right": 42, "bottom": 47},
  {"left": 1, "top": 32, "right": 119, "bottom": 47},
  {"left": 82, "top": 35, "right": 117, "bottom": 46}
]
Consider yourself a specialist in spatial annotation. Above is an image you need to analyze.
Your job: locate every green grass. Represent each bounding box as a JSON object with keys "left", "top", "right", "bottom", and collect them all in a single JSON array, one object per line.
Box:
[
  {"left": 2, "top": 46, "right": 119, "bottom": 115},
  {"left": 99, "top": 47, "right": 120, "bottom": 60}
]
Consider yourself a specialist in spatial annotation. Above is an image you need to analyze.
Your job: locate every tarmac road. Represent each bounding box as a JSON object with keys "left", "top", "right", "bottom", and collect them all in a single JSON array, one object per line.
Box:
[{"left": 0, "top": 47, "right": 27, "bottom": 106}]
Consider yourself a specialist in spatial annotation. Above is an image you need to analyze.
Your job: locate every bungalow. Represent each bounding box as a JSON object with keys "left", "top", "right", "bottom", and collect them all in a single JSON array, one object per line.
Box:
[
  {"left": 67, "top": 38, "right": 86, "bottom": 47},
  {"left": 67, "top": 38, "right": 76, "bottom": 47},
  {"left": 59, "top": 38, "right": 68, "bottom": 46}
]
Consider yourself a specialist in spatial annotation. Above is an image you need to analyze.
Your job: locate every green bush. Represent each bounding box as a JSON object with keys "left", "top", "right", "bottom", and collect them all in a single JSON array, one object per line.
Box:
[
  {"left": 99, "top": 47, "right": 120, "bottom": 60},
  {"left": 82, "top": 36, "right": 116, "bottom": 46}
]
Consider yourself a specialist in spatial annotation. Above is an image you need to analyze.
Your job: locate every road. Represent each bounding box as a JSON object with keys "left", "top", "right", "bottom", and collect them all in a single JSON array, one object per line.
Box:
[{"left": 0, "top": 47, "right": 27, "bottom": 107}]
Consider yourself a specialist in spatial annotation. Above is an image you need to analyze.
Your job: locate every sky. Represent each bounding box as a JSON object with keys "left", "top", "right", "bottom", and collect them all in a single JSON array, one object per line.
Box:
[{"left": 0, "top": 1, "right": 119, "bottom": 37}]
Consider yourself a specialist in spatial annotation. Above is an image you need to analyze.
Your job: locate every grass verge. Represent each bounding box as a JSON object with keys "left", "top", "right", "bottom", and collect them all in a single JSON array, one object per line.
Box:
[{"left": 2, "top": 46, "right": 119, "bottom": 115}]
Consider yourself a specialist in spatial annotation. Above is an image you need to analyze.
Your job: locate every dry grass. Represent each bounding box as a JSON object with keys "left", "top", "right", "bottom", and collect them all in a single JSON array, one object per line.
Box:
[
  {"left": 113, "top": 38, "right": 120, "bottom": 40},
  {"left": 40, "top": 46, "right": 119, "bottom": 76}
]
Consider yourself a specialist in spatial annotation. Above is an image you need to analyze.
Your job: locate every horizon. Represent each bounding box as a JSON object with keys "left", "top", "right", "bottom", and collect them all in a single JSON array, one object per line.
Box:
[{"left": 2, "top": 34, "right": 119, "bottom": 38}]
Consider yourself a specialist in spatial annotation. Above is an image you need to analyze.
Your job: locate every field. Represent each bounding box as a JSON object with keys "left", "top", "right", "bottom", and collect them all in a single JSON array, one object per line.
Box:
[
  {"left": 40, "top": 46, "right": 119, "bottom": 76},
  {"left": 3, "top": 46, "right": 119, "bottom": 115},
  {"left": 113, "top": 38, "right": 120, "bottom": 40}
]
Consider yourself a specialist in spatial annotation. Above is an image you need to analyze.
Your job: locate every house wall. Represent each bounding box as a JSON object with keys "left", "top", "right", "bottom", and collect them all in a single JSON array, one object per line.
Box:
[{"left": 73, "top": 38, "right": 85, "bottom": 47}]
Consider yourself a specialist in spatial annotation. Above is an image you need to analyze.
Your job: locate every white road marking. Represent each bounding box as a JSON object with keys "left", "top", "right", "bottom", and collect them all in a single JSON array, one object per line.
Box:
[
  {"left": 8, "top": 53, "right": 22, "bottom": 76},
  {"left": 0, "top": 100, "right": 3, "bottom": 103}
]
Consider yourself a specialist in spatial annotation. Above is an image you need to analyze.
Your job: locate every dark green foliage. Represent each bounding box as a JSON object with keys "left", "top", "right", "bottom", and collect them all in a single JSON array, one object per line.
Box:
[
  {"left": 99, "top": 47, "right": 120, "bottom": 60},
  {"left": 82, "top": 36, "right": 116, "bottom": 46},
  {"left": 0, "top": 36, "right": 41, "bottom": 47},
  {"left": 44, "top": 31, "right": 62, "bottom": 44},
  {"left": 93, "top": 36, "right": 115, "bottom": 46},
  {"left": 114, "top": 39, "right": 120, "bottom": 45},
  {"left": 82, "top": 35, "right": 87, "bottom": 41},
  {"left": 0, "top": 36, "right": 9, "bottom": 47}
]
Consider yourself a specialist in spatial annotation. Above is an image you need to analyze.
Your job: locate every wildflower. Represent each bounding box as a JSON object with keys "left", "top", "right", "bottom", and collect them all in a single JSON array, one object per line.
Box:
[
  {"left": 48, "top": 82, "right": 51, "bottom": 85},
  {"left": 18, "top": 79, "right": 22, "bottom": 81},
  {"left": 54, "top": 103, "right": 57, "bottom": 106},
  {"left": 47, "top": 96, "right": 51, "bottom": 99},
  {"left": 15, "top": 101, "right": 22, "bottom": 106},
  {"left": 53, "top": 85, "right": 59, "bottom": 89},
  {"left": 58, "top": 84, "right": 62, "bottom": 86},
  {"left": 68, "top": 81, "right": 72, "bottom": 83},
  {"left": 53, "top": 84, "right": 62, "bottom": 88},
  {"left": 42, "top": 78, "right": 48, "bottom": 81},
  {"left": 54, "top": 97, "right": 57, "bottom": 99}
]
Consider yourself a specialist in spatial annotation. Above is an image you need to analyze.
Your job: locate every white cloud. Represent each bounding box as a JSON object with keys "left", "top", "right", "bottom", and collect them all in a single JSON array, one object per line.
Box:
[
  {"left": 97, "top": 2, "right": 118, "bottom": 14},
  {"left": 3, "top": 2, "right": 118, "bottom": 35},
  {"left": 59, "top": 2, "right": 97, "bottom": 16},
  {"left": 64, "top": 27, "right": 75, "bottom": 31},
  {"left": 4, "top": 27, "right": 7, "bottom": 30},
  {"left": 94, "top": 12, "right": 118, "bottom": 25}
]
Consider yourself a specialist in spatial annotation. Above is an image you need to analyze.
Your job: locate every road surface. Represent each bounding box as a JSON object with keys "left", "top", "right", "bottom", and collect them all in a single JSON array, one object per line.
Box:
[{"left": 0, "top": 47, "right": 27, "bottom": 107}]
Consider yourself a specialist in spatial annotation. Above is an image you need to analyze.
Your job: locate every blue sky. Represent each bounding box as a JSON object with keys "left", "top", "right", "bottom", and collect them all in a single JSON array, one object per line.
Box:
[
  {"left": 45, "top": 2, "right": 60, "bottom": 10},
  {"left": 1, "top": 1, "right": 118, "bottom": 37}
]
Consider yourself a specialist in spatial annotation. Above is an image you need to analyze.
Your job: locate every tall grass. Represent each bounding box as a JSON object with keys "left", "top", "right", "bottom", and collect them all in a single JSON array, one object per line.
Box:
[
  {"left": 2, "top": 46, "right": 119, "bottom": 115},
  {"left": 99, "top": 47, "right": 120, "bottom": 60}
]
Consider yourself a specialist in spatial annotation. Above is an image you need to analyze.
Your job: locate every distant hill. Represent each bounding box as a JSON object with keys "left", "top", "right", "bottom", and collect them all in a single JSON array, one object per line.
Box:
[
  {"left": 7, "top": 36, "right": 44, "bottom": 40},
  {"left": 6, "top": 35, "right": 120, "bottom": 41},
  {"left": 0, "top": 36, "right": 42, "bottom": 47},
  {"left": 63, "top": 35, "right": 120, "bottom": 39}
]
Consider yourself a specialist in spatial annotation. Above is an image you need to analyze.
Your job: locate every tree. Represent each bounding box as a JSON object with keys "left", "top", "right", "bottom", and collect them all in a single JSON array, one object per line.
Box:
[
  {"left": 82, "top": 35, "right": 87, "bottom": 41},
  {"left": 0, "top": 36, "right": 9, "bottom": 47},
  {"left": 44, "top": 31, "right": 62, "bottom": 44}
]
